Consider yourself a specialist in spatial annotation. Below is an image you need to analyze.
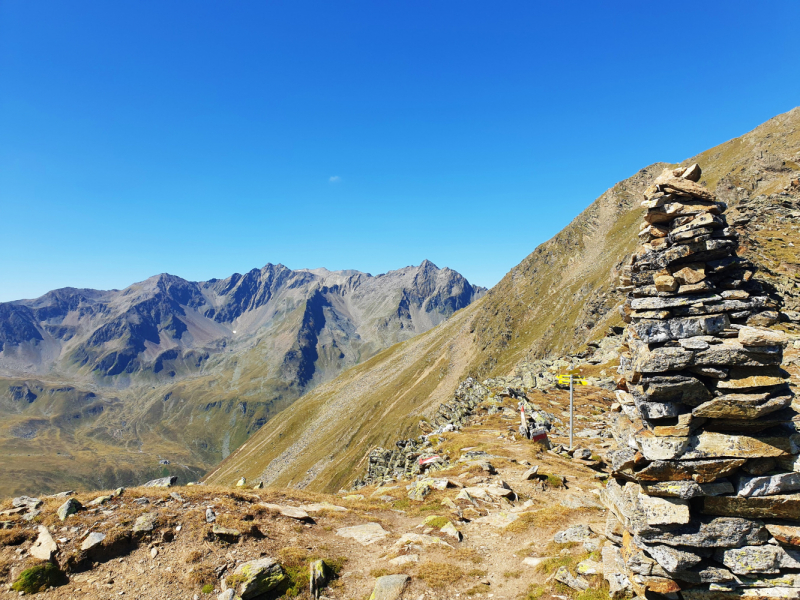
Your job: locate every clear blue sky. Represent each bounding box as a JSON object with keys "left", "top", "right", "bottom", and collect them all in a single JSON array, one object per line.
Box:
[{"left": 2, "top": 1, "right": 799, "bottom": 301}]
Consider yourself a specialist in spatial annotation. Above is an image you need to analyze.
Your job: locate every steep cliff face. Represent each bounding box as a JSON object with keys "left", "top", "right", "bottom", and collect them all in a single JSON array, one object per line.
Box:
[
  {"left": 208, "top": 107, "right": 800, "bottom": 493},
  {"left": 0, "top": 261, "right": 485, "bottom": 495}
]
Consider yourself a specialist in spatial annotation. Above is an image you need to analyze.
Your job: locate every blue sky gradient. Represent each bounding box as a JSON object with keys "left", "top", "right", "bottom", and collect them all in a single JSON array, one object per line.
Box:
[{"left": 1, "top": 1, "right": 799, "bottom": 301}]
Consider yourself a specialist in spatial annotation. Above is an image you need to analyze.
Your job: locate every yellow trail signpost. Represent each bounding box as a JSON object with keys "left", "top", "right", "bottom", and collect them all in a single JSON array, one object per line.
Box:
[{"left": 558, "top": 372, "right": 587, "bottom": 449}]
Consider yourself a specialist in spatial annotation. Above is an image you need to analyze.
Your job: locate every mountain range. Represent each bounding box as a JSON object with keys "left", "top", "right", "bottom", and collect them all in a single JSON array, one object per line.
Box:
[{"left": 0, "top": 261, "right": 485, "bottom": 495}]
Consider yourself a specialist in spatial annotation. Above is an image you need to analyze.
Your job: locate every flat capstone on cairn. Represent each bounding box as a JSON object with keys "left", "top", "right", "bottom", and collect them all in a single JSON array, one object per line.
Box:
[{"left": 602, "top": 163, "right": 798, "bottom": 599}]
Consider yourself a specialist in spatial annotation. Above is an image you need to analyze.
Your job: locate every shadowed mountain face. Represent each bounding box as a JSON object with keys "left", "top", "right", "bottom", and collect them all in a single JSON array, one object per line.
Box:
[{"left": 0, "top": 261, "right": 485, "bottom": 495}]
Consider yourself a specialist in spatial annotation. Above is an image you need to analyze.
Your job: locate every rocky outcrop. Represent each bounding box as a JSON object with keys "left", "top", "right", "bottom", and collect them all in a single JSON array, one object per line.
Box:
[
  {"left": 604, "top": 164, "right": 798, "bottom": 598},
  {"left": 352, "top": 377, "right": 558, "bottom": 488}
]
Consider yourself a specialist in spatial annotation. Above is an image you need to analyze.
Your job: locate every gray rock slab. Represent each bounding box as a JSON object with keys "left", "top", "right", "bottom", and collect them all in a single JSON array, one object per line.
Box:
[
  {"left": 141, "top": 476, "right": 177, "bottom": 488},
  {"left": 57, "top": 498, "right": 82, "bottom": 521},
  {"left": 132, "top": 512, "right": 157, "bottom": 533},
  {"left": 30, "top": 526, "right": 58, "bottom": 561},
  {"left": 369, "top": 574, "right": 409, "bottom": 600},
  {"left": 641, "top": 480, "right": 734, "bottom": 499},
  {"left": 229, "top": 557, "right": 286, "bottom": 600},
  {"left": 737, "top": 472, "right": 800, "bottom": 498},
  {"left": 81, "top": 531, "right": 106, "bottom": 551},
  {"left": 637, "top": 517, "right": 769, "bottom": 548},
  {"left": 554, "top": 566, "right": 589, "bottom": 591},
  {"left": 638, "top": 541, "right": 704, "bottom": 572},
  {"left": 714, "top": 545, "right": 800, "bottom": 575},
  {"left": 554, "top": 525, "right": 593, "bottom": 543},
  {"left": 335, "top": 522, "right": 389, "bottom": 546}
]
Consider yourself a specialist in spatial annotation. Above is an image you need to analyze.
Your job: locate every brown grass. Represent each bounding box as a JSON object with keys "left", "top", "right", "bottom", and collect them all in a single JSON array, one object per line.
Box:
[
  {"left": 0, "top": 529, "right": 32, "bottom": 547},
  {"left": 416, "top": 561, "right": 464, "bottom": 588}
]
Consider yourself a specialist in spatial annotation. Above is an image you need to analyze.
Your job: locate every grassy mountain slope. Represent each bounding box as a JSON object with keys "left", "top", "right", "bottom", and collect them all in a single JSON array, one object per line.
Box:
[{"left": 208, "top": 106, "right": 800, "bottom": 492}]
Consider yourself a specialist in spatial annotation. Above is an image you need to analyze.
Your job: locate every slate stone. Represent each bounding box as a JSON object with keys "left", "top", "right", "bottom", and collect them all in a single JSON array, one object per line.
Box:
[
  {"left": 636, "top": 398, "right": 683, "bottom": 419},
  {"left": 702, "top": 494, "right": 800, "bottom": 520},
  {"left": 632, "top": 373, "right": 712, "bottom": 405},
  {"left": 641, "top": 480, "right": 734, "bottom": 500},
  {"left": 765, "top": 524, "right": 800, "bottom": 546},
  {"left": 637, "top": 517, "right": 769, "bottom": 548},
  {"left": 714, "top": 545, "right": 800, "bottom": 575},
  {"left": 631, "top": 314, "right": 729, "bottom": 344},
  {"left": 640, "top": 541, "right": 704, "bottom": 572},
  {"left": 715, "top": 367, "right": 790, "bottom": 390},
  {"left": 638, "top": 494, "right": 691, "bottom": 525},
  {"left": 680, "top": 431, "right": 796, "bottom": 460},
  {"left": 692, "top": 394, "right": 791, "bottom": 420},
  {"left": 554, "top": 566, "right": 590, "bottom": 591},
  {"left": 81, "top": 531, "right": 106, "bottom": 551},
  {"left": 634, "top": 458, "right": 746, "bottom": 483}
]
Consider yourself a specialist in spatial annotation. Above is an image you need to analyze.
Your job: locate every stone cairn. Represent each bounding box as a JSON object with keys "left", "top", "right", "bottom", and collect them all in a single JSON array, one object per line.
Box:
[{"left": 603, "top": 163, "right": 797, "bottom": 599}]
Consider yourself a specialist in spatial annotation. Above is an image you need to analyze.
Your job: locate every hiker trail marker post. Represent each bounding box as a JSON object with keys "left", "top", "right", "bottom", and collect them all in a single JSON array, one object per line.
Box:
[{"left": 557, "top": 370, "right": 588, "bottom": 450}]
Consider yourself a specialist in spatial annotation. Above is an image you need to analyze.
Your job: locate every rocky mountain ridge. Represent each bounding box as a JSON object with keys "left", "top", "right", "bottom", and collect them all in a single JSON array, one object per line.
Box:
[
  {"left": 0, "top": 261, "right": 485, "bottom": 495},
  {"left": 1, "top": 260, "right": 484, "bottom": 385}
]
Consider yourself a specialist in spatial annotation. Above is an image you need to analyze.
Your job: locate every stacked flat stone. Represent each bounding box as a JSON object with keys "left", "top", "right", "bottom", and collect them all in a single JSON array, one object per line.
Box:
[{"left": 602, "top": 163, "right": 798, "bottom": 599}]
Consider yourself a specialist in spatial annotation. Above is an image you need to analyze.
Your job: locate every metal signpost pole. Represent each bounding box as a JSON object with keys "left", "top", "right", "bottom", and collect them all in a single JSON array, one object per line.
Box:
[{"left": 569, "top": 374, "right": 574, "bottom": 450}]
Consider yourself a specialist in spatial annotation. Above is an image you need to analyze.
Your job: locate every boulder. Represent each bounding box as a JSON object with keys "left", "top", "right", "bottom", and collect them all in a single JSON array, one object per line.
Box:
[
  {"left": 12, "top": 496, "right": 42, "bottom": 510},
  {"left": 57, "top": 498, "right": 82, "bottom": 521},
  {"left": 369, "top": 574, "right": 409, "bottom": 600},
  {"left": 309, "top": 559, "right": 328, "bottom": 598},
  {"left": 408, "top": 480, "right": 432, "bottom": 501},
  {"left": 212, "top": 525, "right": 241, "bottom": 541},
  {"left": 259, "top": 503, "right": 312, "bottom": 521},
  {"left": 132, "top": 513, "right": 157, "bottom": 533},
  {"left": 30, "top": 526, "right": 58, "bottom": 561},
  {"left": 393, "top": 532, "right": 452, "bottom": 550},
  {"left": 141, "top": 476, "right": 177, "bottom": 488},
  {"left": 81, "top": 531, "right": 106, "bottom": 551},
  {"left": 228, "top": 557, "right": 286, "bottom": 600},
  {"left": 554, "top": 525, "right": 593, "bottom": 544}
]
